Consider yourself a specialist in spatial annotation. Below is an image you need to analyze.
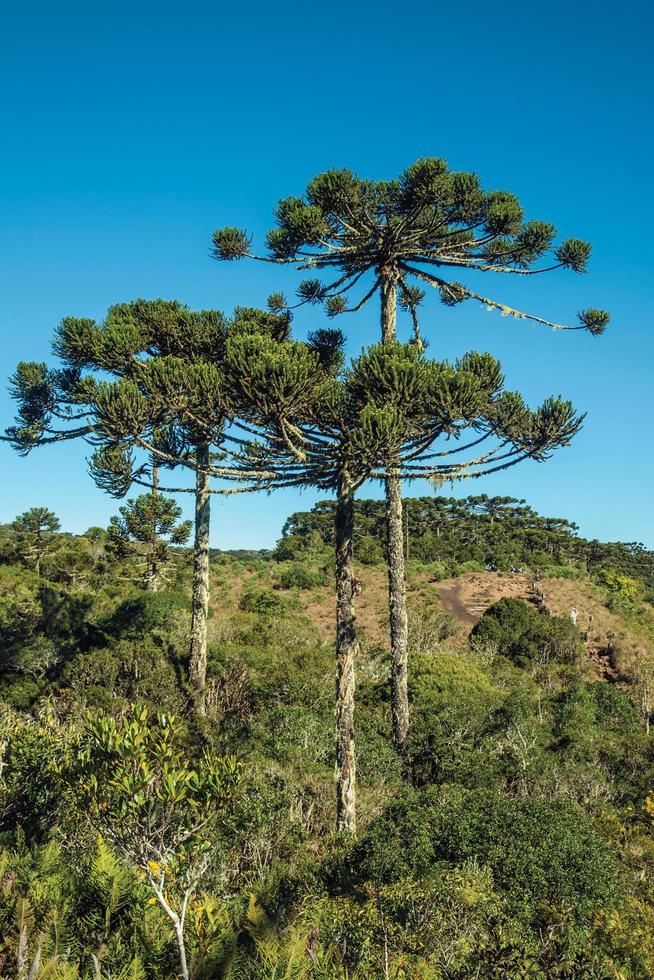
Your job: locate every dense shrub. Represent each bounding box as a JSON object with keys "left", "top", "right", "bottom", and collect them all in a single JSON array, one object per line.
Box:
[
  {"left": 355, "top": 533, "right": 384, "bottom": 565},
  {"left": 408, "top": 652, "right": 505, "bottom": 786},
  {"left": 277, "top": 564, "right": 326, "bottom": 590},
  {"left": 63, "top": 638, "right": 185, "bottom": 712},
  {"left": 100, "top": 590, "right": 189, "bottom": 643},
  {"left": 344, "top": 786, "right": 619, "bottom": 916},
  {"left": 239, "top": 588, "right": 289, "bottom": 616},
  {"left": 0, "top": 567, "right": 42, "bottom": 653},
  {"left": 407, "top": 603, "right": 458, "bottom": 654},
  {"left": 470, "top": 597, "right": 581, "bottom": 667}
]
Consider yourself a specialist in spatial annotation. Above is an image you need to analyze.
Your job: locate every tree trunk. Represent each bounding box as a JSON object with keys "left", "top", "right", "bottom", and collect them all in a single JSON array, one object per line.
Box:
[
  {"left": 335, "top": 472, "right": 358, "bottom": 834},
  {"left": 380, "top": 275, "right": 397, "bottom": 343},
  {"left": 146, "top": 461, "right": 160, "bottom": 593},
  {"left": 386, "top": 469, "right": 409, "bottom": 766},
  {"left": 145, "top": 559, "right": 158, "bottom": 592},
  {"left": 189, "top": 443, "right": 210, "bottom": 715},
  {"left": 174, "top": 921, "right": 189, "bottom": 980},
  {"left": 380, "top": 272, "right": 411, "bottom": 771}
]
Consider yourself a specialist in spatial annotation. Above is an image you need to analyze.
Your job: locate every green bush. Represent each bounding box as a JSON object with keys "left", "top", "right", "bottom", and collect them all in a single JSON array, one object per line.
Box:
[
  {"left": 344, "top": 786, "right": 619, "bottom": 916},
  {"left": 356, "top": 534, "right": 384, "bottom": 565},
  {"left": 239, "top": 588, "right": 289, "bottom": 616},
  {"left": 408, "top": 652, "right": 505, "bottom": 786},
  {"left": 63, "top": 639, "right": 186, "bottom": 713},
  {"left": 470, "top": 597, "right": 581, "bottom": 667},
  {"left": 455, "top": 560, "right": 487, "bottom": 575},
  {"left": 100, "top": 590, "right": 189, "bottom": 643},
  {"left": 407, "top": 603, "right": 458, "bottom": 654},
  {"left": 277, "top": 564, "right": 325, "bottom": 590},
  {"left": 596, "top": 569, "right": 641, "bottom": 605},
  {"left": 0, "top": 566, "right": 42, "bottom": 653},
  {"left": 541, "top": 564, "right": 581, "bottom": 579}
]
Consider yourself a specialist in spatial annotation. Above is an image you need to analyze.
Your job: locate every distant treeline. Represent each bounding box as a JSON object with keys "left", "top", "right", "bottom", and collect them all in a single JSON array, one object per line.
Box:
[
  {"left": 209, "top": 548, "right": 274, "bottom": 562},
  {"left": 3, "top": 496, "right": 653, "bottom": 587},
  {"left": 275, "top": 495, "right": 654, "bottom": 584}
]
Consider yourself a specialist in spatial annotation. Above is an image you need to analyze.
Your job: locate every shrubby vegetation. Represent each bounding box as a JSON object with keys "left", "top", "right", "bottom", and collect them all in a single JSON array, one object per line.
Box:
[
  {"left": 470, "top": 597, "right": 582, "bottom": 668},
  {"left": 1, "top": 502, "right": 654, "bottom": 977}
]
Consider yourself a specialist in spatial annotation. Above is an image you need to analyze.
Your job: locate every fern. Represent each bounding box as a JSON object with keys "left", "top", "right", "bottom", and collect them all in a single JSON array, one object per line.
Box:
[
  {"left": 15, "top": 897, "right": 35, "bottom": 977},
  {"left": 86, "top": 838, "right": 132, "bottom": 936},
  {"left": 113, "top": 955, "right": 147, "bottom": 980}
]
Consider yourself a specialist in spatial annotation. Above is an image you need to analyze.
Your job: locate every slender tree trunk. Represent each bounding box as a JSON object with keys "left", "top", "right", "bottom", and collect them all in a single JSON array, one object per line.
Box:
[
  {"left": 386, "top": 467, "right": 409, "bottom": 767},
  {"left": 380, "top": 272, "right": 411, "bottom": 768},
  {"left": 35, "top": 527, "right": 43, "bottom": 577},
  {"left": 174, "top": 922, "right": 189, "bottom": 980},
  {"left": 380, "top": 274, "right": 397, "bottom": 343},
  {"left": 146, "top": 461, "right": 160, "bottom": 593},
  {"left": 145, "top": 559, "right": 158, "bottom": 592},
  {"left": 335, "top": 471, "right": 358, "bottom": 834},
  {"left": 189, "top": 443, "right": 210, "bottom": 715},
  {"left": 152, "top": 883, "right": 189, "bottom": 980}
]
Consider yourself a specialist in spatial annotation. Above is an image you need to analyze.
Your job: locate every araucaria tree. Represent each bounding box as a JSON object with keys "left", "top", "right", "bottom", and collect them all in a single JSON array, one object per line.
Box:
[
  {"left": 211, "top": 157, "right": 609, "bottom": 761},
  {"left": 9, "top": 507, "right": 61, "bottom": 577},
  {"left": 107, "top": 490, "right": 192, "bottom": 592},
  {"left": 6, "top": 301, "right": 291, "bottom": 713},
  {"left": 234, "top": 336, "right": 583, "bottom": 828}
]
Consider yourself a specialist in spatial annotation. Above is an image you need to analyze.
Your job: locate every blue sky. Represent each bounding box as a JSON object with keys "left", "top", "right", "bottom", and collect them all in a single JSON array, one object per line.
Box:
[{"left": 1, "top": 0, "right": 652, "bottom": 549}]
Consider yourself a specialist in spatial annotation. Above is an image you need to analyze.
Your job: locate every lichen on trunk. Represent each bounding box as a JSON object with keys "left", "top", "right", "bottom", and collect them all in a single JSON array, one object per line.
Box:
[
  {"left": 386, "top": 467, "right": 409, "bottom": 766},
  {"left": 380, "top": 273, "right": 411, "bottom": 769},
  {"left": 189, "top": 442, "right": 211, "bottom": 716},
  {"left": 335, "top": 470, "right": 358, "bottom": 834}
]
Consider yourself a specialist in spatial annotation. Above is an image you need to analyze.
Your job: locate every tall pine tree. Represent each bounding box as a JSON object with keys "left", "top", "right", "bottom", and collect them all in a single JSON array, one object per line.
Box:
[
  {"left": 6, "top": 300, "right": 292, "bottom": 713},
  {"left": 211, "top": 157, "right": 609, "bottom": 760},
  {"left": 232, "top": 335, "right": 582, "bottom": 828}
]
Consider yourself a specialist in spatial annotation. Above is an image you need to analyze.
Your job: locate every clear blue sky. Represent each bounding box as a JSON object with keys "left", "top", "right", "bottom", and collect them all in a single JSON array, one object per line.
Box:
[{"left": 2, "top": 1, "right": 652, "bottom": 549}]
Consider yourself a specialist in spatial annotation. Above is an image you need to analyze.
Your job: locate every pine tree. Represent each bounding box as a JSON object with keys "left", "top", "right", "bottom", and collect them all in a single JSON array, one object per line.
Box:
[
  {"left": 107, "top": 481, "right": 192, "bottom": 592},
  {"left": 233, "top": 335, "right": 581, "bottom": 828},
  {"left": 5, "top": 300, "right": 291, "bottom": 714},
  {"left": 9, "top": 507, "right": 61, "bottom": 577},
  {"left": 211, "top": 157, "right": 609, "bottom": 761}
]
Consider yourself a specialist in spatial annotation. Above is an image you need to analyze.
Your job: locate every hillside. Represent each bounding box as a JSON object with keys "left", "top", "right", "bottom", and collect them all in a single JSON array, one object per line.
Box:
[
  {"left": 1, "top": 498, "right": 654, "bottom": 976},
  {"left": 206, "top": 557, "right": 652, "bottom": 684}
]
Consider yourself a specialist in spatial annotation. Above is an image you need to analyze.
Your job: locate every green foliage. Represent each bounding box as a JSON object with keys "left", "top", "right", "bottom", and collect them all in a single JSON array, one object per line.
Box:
[
  {"left": 597, "top": 568, "right": 642, "bottom": 614},
  {"left": 63, "top": 638, "right": 185, "bottom": 713},
  {"left": 239, "top": 588, "right": 289, "bottom": 616},
  {"left": 69, "top": 706, "right": 242, "bottom": 976},
  {"left": 8, "top": 508, "right": 61, "bottom": 576},
  {"left": 107, "top": 491, "right": 191, "bottom": 590},
  {"left": 0, "top": 565, "right": 42, "bottom": 650},
  {"left": 344, "top": 786, "right": 619, "bottom": 916},
  {"left": 213, "top": 157, "right": 609, "bottom": 338},
  {"left": 0, "top": 496, "right": 653, "bottom": 976},
  {"left": 277, "top": 564, "right": 326, "bottom": 590},
  {"left": 407, "top": 603, "right": 458, "bottom": 654},
  {"left": 72, "top": 706, "right": 240, "bottom": 855},
  {"left": 276, "top": 494, "right": 654, "bottom": 585},
  {"left": 99, "top": 590, "right": 189, "bottom": 642},
  {"left": 407, "top": 652, "right": 506, "bottom": 786},
  {"left": 470, "top": 597, "right": 582, "bottom": 668},
  {"left": 0, "top": 711, "right": 72, "bottom": 835}
]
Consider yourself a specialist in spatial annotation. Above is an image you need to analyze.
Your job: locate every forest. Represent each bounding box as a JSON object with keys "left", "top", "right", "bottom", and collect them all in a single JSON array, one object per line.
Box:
[{"left": 2, "top": 160, "right": 653, "bottom": 978}]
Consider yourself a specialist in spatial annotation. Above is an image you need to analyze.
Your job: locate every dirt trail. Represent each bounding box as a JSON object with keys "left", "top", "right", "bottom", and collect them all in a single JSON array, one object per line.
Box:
[
  {"left": 429, "top": 570, "right": 649, "bottom": 679},
  {"left": 435, "top": 582, "right": 478, "bottom": 627},
  {"left": 434, "top": 572, "right": 536, "bottom": 637}
]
